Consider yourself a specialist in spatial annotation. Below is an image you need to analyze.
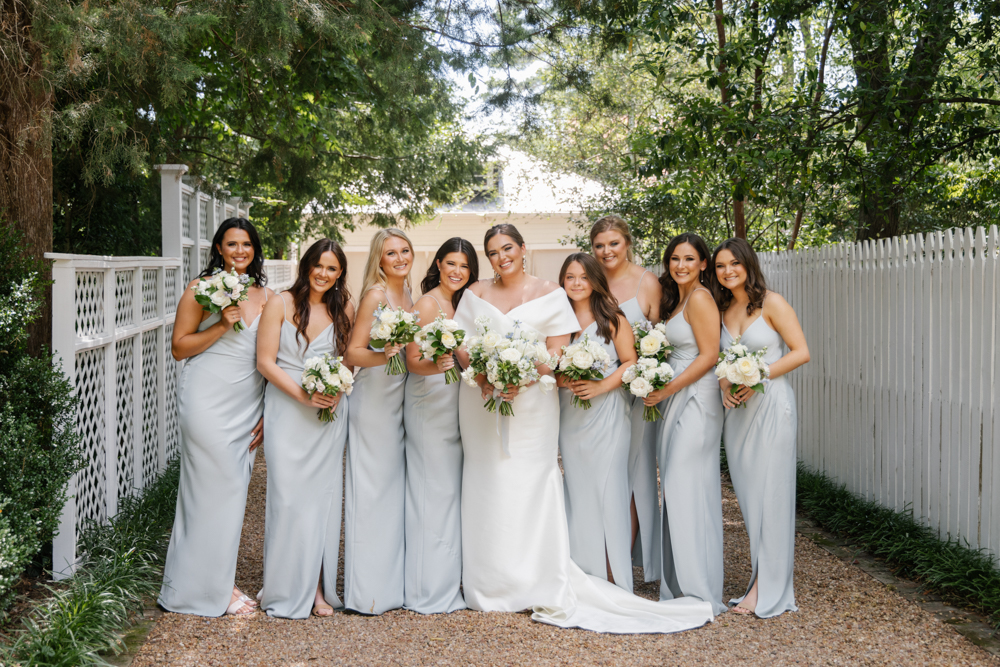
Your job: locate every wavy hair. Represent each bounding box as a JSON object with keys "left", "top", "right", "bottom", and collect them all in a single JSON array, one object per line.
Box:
[
  {"left": 589, "top": 215, "right": 635, "bottom": 264},
  {"left": 659, "top": 233, "right": 711, "bottom": 316},
  {"left": 483, "top": 223, "right": 525, "bottom": 253},
  {"left": 359, "top": 228, "right": 414, "bottom": 299},
  {"left": 288, "top": 239, "right": 352, "bottom": 353},
  {"left": 558, "top": 253, "right": 624, "bottom": 344},
  {"left": 420, "top": 237, "right": 479, "bottom": 309},
  {"left": 709, "top": 237, "right": 768, "bottom": 315},
  {"left": 200, "top": 218, "right": 267, "bottom": 286}
]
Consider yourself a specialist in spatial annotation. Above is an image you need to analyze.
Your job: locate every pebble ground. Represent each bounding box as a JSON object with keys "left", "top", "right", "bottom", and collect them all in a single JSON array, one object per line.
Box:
[{"left": 132, "top": 453, "right": 996, "bottom": 666}]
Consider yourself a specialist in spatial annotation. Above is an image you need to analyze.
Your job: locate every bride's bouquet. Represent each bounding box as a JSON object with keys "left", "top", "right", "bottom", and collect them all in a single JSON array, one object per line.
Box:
[
  {"left": 631, "top": 320, "right": 674, "bottom": 362},
  {"left": 192, "top": 268, "right": 254, "bottom": 332},
  {"left": 414, "top": 315, "right": 466, "bottom": 385},
  {"left": 555, "top": 334, "right": 612, "bottom": 409},
  {"left": 301, "top": 353, "right": 354, "bottom": 422},
  {"left": 462, "top": 317, "right": 554, "bottom": 416},
  {"left": 622, "top": 358, "right": 675, "bottom": 421},
  {"left": 368, "top": 305, "right": 420, "bottom": 375},
  {"left": 715, "top": 336, "right": 769, "bottom": 406}
]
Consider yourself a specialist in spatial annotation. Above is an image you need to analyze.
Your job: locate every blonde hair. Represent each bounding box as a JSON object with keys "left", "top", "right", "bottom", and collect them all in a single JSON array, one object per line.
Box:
[
  {"left": 589, "top": 215, "right": 635, "bottom": 264},
  {"left": 360, "top": 228, "right": 414, "bottom": 299}
]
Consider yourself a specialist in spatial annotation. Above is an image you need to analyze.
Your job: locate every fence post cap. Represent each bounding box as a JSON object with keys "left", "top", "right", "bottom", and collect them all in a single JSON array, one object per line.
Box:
[{"left": 154, "top": 164, "right": 190, "bottom": 178}]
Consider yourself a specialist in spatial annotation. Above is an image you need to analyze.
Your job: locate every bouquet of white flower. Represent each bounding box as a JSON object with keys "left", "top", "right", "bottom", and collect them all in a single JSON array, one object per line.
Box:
[
  {"left": 301, "top": 353, "right": 354, "bottom": 422},
  {"left": 368, "top": 305, "right": 421, "bottom": 375},
  {"left": 622, "top": 358, "right": 675, "bottom": 421},
  {"left": 631, "top": 320, "right": 674, "bottom": 362},
  {"left": 461, "top": 318, "right": 555, "bottom": 416},
  {"left": 555, "top": 334, "right": 612, "bottom": 409},
  {"left": 414, "top": 315, "right": 466, "bottom": 385},
  {"left": 192, "top": 269, "right": 254, "bottom": 332},
  {"left": 715, "top": 336, "right": 769, "bottom": 407}
]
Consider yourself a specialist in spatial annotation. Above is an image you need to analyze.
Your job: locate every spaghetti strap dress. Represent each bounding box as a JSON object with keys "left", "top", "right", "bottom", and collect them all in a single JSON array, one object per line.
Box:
[
  {"left": 721, "top": 317, "right": 798, "bottom": 618},
  {"left": 656, "top": 290, "right": 726, "bottom": 615},
  {"left": 260, "top": 299, "right": 348, "bottom": 619},
  {"left": 159, "top": 306, "right": 264, "bottom": 617}
]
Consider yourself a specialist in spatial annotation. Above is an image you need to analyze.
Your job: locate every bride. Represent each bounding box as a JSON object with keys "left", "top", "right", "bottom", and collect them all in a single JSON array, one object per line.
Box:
[{"left": 454, "top": 224, "right": 715, "bottom": 633}]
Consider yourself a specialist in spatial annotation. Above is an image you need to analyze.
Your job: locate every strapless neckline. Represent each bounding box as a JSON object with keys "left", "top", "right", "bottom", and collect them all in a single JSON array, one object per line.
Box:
[{"left": 465, "top": 288, "right": 567, "bottom": 318}]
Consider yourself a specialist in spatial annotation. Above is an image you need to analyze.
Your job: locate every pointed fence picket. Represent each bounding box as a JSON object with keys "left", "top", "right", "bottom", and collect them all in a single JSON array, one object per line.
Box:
[{"left": 760, "top": 225, "right": 1000, "bottom": 560}]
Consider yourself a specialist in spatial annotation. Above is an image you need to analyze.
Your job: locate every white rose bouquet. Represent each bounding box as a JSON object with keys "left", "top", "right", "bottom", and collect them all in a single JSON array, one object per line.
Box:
[
  {"left": 555, "top": 334, "right": 612, "bottom": 409},
  {"left": 192, "top": 268, "right": 254, "bottom": 332},
  {"left": 631, "top": 320, "right": 674, "bottom": 362},
  {"left": 301, "top": 353, "right": 354, "bottom": 422},
  {"left": 621, "top": 358, "right": 675, "bottom": 421},
  {"left": 414, "top": 315, "right": 466, "bottom": 385},
  {"left": 715, "top": 336, "right": 769, "bottom": 407},
  {"left": 462, "top": 318, "right": 555, "bottom": 416},
  {"left": 368, "top": 304, "right": 421, "bottom": 375}
]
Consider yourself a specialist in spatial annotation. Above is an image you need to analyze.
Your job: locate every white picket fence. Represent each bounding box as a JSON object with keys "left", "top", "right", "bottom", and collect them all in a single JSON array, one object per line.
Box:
[
  {"left": 760, "top": 226, "right": 1000, "bottom": 559},
  {"left": 49, "top": 171, "right": 296, "bottom": 577}
]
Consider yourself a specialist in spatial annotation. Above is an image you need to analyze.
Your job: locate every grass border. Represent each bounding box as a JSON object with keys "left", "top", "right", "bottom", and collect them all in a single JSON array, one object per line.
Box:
[
  {"left": 796, "top": 462, "right": 1000, "bottom": 628},
  {"left": 0, "top": 458, "right": 179, "bottom": 666}
]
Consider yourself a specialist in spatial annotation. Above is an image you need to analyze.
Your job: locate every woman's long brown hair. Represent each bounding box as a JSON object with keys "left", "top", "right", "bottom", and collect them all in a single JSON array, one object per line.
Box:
[
  {"left": 288, "top": 239, "right": 352, "bottom": 353},
  {"left": 659, "top": 233, "right": 711, "bottom": 317},
  {"left": 709, "top": 237, "right": 768, "bottom": 316},
  {"left": 559, "top": 253, "right": 625, "bottom": 344}
]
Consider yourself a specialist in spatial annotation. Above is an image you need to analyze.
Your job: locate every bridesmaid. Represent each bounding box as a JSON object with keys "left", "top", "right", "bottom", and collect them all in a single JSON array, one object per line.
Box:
[
  {"left": 256, "top": 239, "right": 353, "bottom": 619},
  {"left": 159, "top": 218, "right": 269, "bottom": 617},
  {"left": 643, "top": 234, "right": 726, "bottom": 615},
  {"left": 589, "top": 215, "right": 662, "bottom": 582},
  {"left": 712, "top": 237, "right": 810, "bottom": 618},
  {"left": 402, "top": 237, "right": 478, "bottom": 614},
  {"left": 556, "top": 253, "right": 637, "bottom": 592},
  {"left": 344, "top": 228, "right": 415, "bottom": 615}
]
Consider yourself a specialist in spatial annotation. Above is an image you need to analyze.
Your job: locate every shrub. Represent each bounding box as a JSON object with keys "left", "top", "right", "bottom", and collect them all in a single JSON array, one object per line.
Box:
[{"left": 0, "top": 499, "right": 36, "bottom": 611}]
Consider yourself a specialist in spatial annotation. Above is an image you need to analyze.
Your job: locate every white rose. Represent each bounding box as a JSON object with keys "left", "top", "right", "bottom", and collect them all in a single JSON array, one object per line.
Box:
[
  {"left": 622, "top": 365, "right": 638, "bottom": 383},
  {"left": 557, "top": 356, "right": 571, "bottom": 371},
  {"left": 315, "top": 381, "right": 326, "bottom": 394},
  {"left": 379, "top": 309, "right": 398, "bottom": 324},
  {"left": 642, "top": 368, "right": 656, "bottom": 381},
  {"left": 327, "top": 374, "right": 342, "bottom": 388},
  {"left": 736, "top": 356, "right": 756, "bottom": 378},
  {"left": 571, "top": 350, "right": 595, "bottom": 369},
  {"left": 223, "top": 274, "right": 239, "bottom": 289},
  {"left": 629, "top": 377, "right": 653, "bottom": 397},
  {"left": 401, "top": 311, "right": 416, "bottom": 324},
  {"left": 726, "top": 364, "right": 744, "bottom": 385},
  {"left": 442, "top": 319, "right": 460, "bottom": 332},
  {"left": 732, "top": 344, "right": 748, "bottom": 356},
  {"left": 376, "top": 323, "right": 392, "bottom": 340},
  {"left": 500, "top": 347, "right": 522, "bottom": 363},
  {"left": 338, "top": 367, "right": 353, "bottom": 384},
  {"left": 638, "top": 357, "right": 656, "bottom": 369},
  {"left": 715, "top": 361, "right": 728, "bottom": 378},
  {"left": 482, "top": 332, "right": 502, "bottom": 353},
  {"left": 441, "top": 332, "right": 457, "bottom": 348},
  {"left": 639, "top": 335, "right": 662, "bottom": 356},
  {"left": 210, "top": 291, "right": 231, "bottom": 307}
]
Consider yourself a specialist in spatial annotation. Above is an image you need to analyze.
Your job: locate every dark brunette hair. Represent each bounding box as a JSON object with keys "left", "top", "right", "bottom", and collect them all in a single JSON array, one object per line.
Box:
[
  {"left": 201, "top": 218, "right": 267, "bottom": 286},
  {"left": 659, "top": 233, "right": 712, "bottom": 316},
  {"left": 558, "top": 253, "right": 625, "bottom": 344},
  {"left": 483, "top": 223, "right": 525, "bottom": 253},
  {"left": 289, "top": 239, "right": 352, "bottom": 353},
  {"left": 709, "top": 237, "right": 768, "bottom": 315},
  {"left": 421, "top": 237, "right": 479, "bottom": 308}
]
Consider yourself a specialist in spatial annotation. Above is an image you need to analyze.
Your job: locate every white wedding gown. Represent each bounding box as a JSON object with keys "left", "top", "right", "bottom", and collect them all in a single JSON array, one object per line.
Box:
[{"left": 454, "top": 289, "right": 715, "bottom": 633}]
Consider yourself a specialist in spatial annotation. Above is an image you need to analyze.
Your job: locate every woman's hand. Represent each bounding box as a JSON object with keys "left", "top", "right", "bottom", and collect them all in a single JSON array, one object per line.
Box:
[
  {"left": 555, "top": 374, "right": 571, "bottom": 389},
  {"left": 248, "top": 417, "right": 264, "bottom": 452},
  {"left": 383, "top": 342, "right": 403, "bottom": 363},
  {"left": 719, "top": 378, "right": 751, "bottom": 409},
  {"left": 499, "top": 384, "right": 520, "bottom": 401},
  {"left": 643, "top": 381, "right": 679, "bottom": 406},
  {"left": 435, "top": 353, "right": 455, "bottom": 373},
  {"left": 303, "top": 391, "right": 339, "bottom": 411},
  {"left": 218, "top": 305, "right": 242, "bottom": 329},
  {"left": 569, "top": 378, "right": 608, "bottom": 401},
  {"left": 477, "top": 376, "right": 494, "bottom": 402}
]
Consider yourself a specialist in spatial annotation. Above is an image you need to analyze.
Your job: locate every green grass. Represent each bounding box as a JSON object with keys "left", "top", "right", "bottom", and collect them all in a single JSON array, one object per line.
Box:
[
  {"left": 0, "top": 459, "right": 180, "bottom": 666},
  {"left": 796, "top": 463, "right": 1000, "bottom": 627}
]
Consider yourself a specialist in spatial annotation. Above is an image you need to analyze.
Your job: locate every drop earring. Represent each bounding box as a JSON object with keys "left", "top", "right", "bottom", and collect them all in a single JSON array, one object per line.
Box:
[{"left": 522, "top": 256, "right": 527, "bottom": 273}]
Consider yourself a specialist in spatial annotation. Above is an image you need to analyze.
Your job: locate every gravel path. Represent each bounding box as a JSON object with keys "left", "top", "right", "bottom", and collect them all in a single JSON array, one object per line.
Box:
[{"left": 133, "top": 452, "right": 995, "bottom": 666}]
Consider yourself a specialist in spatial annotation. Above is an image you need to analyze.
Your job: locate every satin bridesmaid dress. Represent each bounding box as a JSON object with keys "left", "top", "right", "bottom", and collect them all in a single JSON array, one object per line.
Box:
[
  {"left": 260, "top": 302, "right": 348, "bottom": 619},
  {"left": 558, "top": 322, "right": 633, "bottom": 592},
  {"left": 402, "top": 299, "right": 466, "bottom": 614},
  {"left": 344, "top": 291, "right": 407, "bottom": 615},
  {"left": 656, "top": 289, "right": 726, "bottom": 615},
  {"left": 159, "top": 309, "right": 264, "bottom": 616},
  {"left": 619, "top": 273, "right": 661, "bottom": 583},
  {"left": 721, "top": 316, "right": 798, "bottom": 618}
]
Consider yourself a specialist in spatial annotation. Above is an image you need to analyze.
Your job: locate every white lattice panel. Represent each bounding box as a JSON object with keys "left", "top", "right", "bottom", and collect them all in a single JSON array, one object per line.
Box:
[
  {"left": 199, "top": 246, "right": 210, "bottom": 270},
  {"left": 142, "top": 269, "right": 158, "bottom": 321},
  {"left": 183, "top": 247, "right": 193, "bottom": 283},
  {"left": 182, "top": 194, "right": 191, "bottom": 238},
  {"left": 199, "top": 199, "right": 209, "bottom": 240},
  {"left": 75, "top": 348, "right": 107, "bottom": 534},
  {"left": 165, "top": 269, "right": 177, "bottom": 313},
  {"left": 116, "top": 338, "right": 135, "bottom": 498},
  {"left": 115, "top": 270, "right": 135, "bottom": 328},
  {"left": 164, "top": 323, "right": 180, "bottom": 461},
  {"left": 140, "top": 331, "right": 159, "bottom": 486},
  {"left": 75, "top": 272, "right": 104, "bottom": 336}
]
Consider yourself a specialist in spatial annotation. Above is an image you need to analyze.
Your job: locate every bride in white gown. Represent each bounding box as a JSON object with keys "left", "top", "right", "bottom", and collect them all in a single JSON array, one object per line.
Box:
[{"left": 454, "top": 224, "right": 715, "bottom": 634}]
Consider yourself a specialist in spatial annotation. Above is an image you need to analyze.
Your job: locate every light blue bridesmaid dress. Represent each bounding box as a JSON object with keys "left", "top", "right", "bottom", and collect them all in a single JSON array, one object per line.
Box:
[
  {"left": 261, "top": 302, "right": 348, "bottom": 619},
  {"left": 344, "top": 291, "right": 407, "bottom": 615},
  {"left": 159, "top": 309, "right": 264, "bottom": 616},
  {"left": 558, "top": 322, "right": 633, "bottom": 592},
  {"left": 721, "top": 315, "right": 798, "bottom": 618},
  {"left": 656, "top": 289, "right": 726, "bottom": 615},
  {"left": 619, "top": 275, "right": 661, "bottom": 583},
  {"left": 402, "top": 297, "right": 466, "bottom": 614}
]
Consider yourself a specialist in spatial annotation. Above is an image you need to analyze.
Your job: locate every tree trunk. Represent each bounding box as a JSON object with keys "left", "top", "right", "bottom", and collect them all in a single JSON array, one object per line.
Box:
[
  {"left": 0, "top": 0, "right": 54, "bottom": 353},
  {"left": 857, "top": 184, "right": 900, "bottom": 241}
]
